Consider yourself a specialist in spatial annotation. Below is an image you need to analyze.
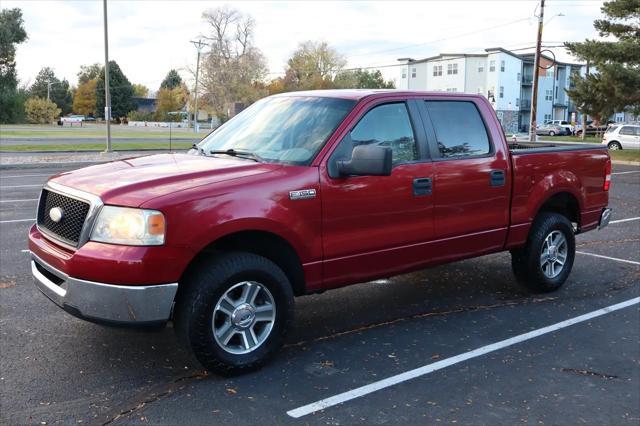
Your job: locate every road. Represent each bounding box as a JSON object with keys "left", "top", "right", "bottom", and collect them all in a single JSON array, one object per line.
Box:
[{"left": 0, "top": 164, "right": 638, "bottom": 425}]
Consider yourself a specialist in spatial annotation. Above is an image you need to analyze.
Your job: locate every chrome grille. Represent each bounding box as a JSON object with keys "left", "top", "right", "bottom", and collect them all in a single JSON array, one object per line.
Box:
[{"left": 37, "top": 189, "right": 90, "bottom": 246}]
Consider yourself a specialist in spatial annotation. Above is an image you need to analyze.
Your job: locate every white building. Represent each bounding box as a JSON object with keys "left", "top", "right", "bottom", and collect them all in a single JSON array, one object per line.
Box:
[{"left": 398, "top": 47, "right": 587, "bottom": 134}]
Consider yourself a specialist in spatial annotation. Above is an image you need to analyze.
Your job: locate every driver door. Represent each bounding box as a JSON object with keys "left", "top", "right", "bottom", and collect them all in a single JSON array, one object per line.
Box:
[{"left": 319, "top": 100, "right": 434, "bottom": 288}]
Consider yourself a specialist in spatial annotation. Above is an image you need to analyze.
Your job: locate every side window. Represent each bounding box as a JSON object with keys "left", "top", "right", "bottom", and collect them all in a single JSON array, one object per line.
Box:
[
  {"left": 619, "top": 126, "right": 633, "bottom": 135},
  {"left": 425, "top": 101, "right": 491, "bottom": 158},
  {"left": 349, "top": 103, "right": 418, "bottom": 165}
]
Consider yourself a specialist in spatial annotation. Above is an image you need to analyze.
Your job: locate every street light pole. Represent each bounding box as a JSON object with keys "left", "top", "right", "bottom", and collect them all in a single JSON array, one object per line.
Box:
[
  {"left": 190, "top": 39, "right": 206, "bottom": 133},
  {"left": 529, "top": 0, "right": 545, "bottom": 142},
  {"left": 103, "top": 0, "right": 112, "bottom": 152}
]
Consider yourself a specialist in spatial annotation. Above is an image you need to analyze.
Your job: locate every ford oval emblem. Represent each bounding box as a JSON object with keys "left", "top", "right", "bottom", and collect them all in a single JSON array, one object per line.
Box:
[{"left": 49, "top": 207, "right": 63, "bottom": 223}]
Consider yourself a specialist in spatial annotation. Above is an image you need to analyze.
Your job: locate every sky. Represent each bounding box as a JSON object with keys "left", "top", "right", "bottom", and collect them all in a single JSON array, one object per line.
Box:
[{"left": 3, "top": 0, "right": 605, "bottom": 92}]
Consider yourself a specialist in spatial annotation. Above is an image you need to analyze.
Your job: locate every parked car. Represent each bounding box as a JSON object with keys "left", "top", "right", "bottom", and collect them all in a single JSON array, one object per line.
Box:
[
  {"left": 575, "top": 122, "right": 610, "bottom": 137},
  {"left": 29, "top": 90, "right": 612, "bottom": 374},
  {"left": 536, "top": 123, "right": 564, "bottom": 136},
  {"left": 544, "top": 120, "right": 573, "bottom": 135},
  {"left": 602, "top": 124, "right": 640, "bottom": 150}
]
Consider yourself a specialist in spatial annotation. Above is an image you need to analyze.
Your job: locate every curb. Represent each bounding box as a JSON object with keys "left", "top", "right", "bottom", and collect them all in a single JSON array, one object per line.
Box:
[{"left": 0, "top": 160, "right": 104, "bottom": 170}]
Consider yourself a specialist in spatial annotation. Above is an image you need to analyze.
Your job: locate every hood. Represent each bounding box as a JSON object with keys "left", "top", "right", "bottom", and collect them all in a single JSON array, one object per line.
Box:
[{"left": 50, "top": 153, "right": 281, "bottom": 206}]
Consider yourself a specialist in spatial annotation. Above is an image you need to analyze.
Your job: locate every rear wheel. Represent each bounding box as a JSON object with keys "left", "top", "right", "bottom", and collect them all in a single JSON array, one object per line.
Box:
[
  {"left": 175, "top": 252, "right": 294, "bottom": 375},
  {"left": 549, "top": 130, "right": 555, "bottom": 136},
  {"left": 608, "top": 141, "right": 622, "bottom": 150},
  {"left": 511, "top": 213, "right": 575, "bottom": 293}
]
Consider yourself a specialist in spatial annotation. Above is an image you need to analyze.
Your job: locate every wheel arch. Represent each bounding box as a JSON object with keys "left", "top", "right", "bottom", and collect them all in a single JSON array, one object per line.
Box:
[
  {"left": 535, "top": 191, "right": 581, "bottom": 229},
  {"left": 180, "top": 229, "right": 307, "bottom": 297}
]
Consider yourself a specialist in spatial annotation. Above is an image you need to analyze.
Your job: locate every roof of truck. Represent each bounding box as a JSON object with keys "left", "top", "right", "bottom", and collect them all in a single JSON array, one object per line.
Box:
[{"left": 273, "top": 89, "right": 483, "bottom": 101}]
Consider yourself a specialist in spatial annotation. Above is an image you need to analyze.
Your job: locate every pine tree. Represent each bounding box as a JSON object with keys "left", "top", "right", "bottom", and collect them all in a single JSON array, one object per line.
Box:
[
  {"left": 95, "top": 61, "right": 136, "bottom": 119},
  {"left": 565, "top": 0, "right": 640, "bottom": 120}
]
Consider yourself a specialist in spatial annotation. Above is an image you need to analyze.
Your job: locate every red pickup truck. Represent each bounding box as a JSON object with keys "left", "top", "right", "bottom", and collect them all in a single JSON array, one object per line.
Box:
[{"left": 29, "top": 90, "right": 612, "bottom": 374}]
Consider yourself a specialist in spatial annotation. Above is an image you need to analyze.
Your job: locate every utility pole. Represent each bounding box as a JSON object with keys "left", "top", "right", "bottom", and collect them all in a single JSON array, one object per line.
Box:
[
  {"left": 529, "top": 0, "right": 545, "bottom": 142},
  {"left": 581, "top": 60, "right": 590, "bottom": 140},
  {"left": 191, "top": 39, "right": 206, "bottom": 133},
  {"left": 103, "top": 0, "right": 112, "bottom": 152}
]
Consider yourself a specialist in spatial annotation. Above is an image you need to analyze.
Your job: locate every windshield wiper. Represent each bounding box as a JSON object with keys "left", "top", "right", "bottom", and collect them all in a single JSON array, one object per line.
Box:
[{"left": 209, "top": 148, "right": 262, "bottom": 162}]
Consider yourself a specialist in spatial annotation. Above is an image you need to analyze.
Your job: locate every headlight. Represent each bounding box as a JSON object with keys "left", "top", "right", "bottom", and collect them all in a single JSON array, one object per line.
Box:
[{"left": 91, "top": 206, "right": 165, "bottom": 246}]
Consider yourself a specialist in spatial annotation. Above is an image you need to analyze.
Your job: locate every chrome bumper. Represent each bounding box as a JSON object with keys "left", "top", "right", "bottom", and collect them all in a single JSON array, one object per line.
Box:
[
  {"left": 31, "top": 253, "right": 178, "bottom": 326},
  {"left": 598, "top": 208, "right": 612, "bottom": 230}
]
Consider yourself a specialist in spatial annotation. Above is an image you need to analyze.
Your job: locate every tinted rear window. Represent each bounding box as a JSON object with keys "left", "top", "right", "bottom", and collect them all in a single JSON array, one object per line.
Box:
[{"left": 425, "top": 101, "right": 491, "bottom": 158}]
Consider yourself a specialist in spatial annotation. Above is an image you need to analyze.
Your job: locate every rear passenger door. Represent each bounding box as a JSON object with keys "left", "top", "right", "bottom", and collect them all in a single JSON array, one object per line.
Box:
[
  {"left": 619, "top": 126, "right": 640, "bottom": 149},
  {"left": 417, "top": 98, "right": 511, "bottom": 258}
]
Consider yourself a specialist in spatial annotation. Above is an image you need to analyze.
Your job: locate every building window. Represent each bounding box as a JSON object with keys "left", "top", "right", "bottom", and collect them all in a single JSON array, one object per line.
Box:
[
  {"left": 447, "top": 63, "right": 458, "bottom": 75},
  {"left": 545, "top": 89, "right": 552, "bottom": 101},
  {"left": 446, "top": 87, "right": 458, "bottom": 92},
  {"left": 402, "top": 69, "right": 406, "bottom": 79},
  {"left": 515, "top": 97, "right": 519, "bottom": 107},
  {"left": 517, "top": 72, "right": 521, "bottom": 82},
  {"left": 555, "top": 86, "right": 558, "bottom": 99},
  {"left": 477, "top": 86, "right": 483, "bottom": 94},
  {"left": 499, "top": 86, "right": 504, "bottom": 98},
  {"left": 411, "top": 67, "right": 416, "bottom": 78},
  {"left": 478, "top": 64, "right": 484, "bottom": 72},
  {"left": 500, "top": 60, "right": 505, "bottom": 72},
  {"left": 489, "top": 60, "right": 496, "bottom": 72},
  {"left": 544, "top": 113, "right": 552, "bottom": 121},
  {"left": 433, "top": 65, "right": 442, "bottom": 76}
]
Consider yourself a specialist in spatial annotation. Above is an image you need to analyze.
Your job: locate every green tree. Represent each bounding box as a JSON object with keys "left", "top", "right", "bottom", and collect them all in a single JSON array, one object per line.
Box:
[
  {"left": 95, "top": 60, "right": 136, "bottom": 119},
  {"left": 29, "top": 67, "right": 73, "bottom": 115},
  {"left": 200, "top": 6, "right": 268, "bottom": 120},
  {"left": 0, "top": 8, "right": 28, "bottom": 123},
  {"left": 73, "top": 79, "right": 97, "bottom": 116},
  {"left": 156, "top": 84, "right": 188, "bottom": 121},
  {"left": 25, "top": 96, "right": 61, "bottom": 124},
  {"left": 565, "top": 0, "right": 640, "bottom": 120},
  {"left": 283, "top": 41, "right": 346, "bottom": 91},
  {"left": 160, "top": 69, "right": 182, "bottom": 89},
  {"left": 334, "top": 69, "right": 395, "bottom": 89},
  {"left": 77, "top": 63, "right": 101, "bottom": 84},
  {"left": 132, "top": 83, "right": 149, "bottom": 97}
]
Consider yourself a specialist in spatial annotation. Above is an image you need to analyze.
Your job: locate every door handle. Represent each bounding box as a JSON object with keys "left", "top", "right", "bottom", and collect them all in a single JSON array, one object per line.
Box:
[
  {"left": 490, "top": 170, "right": 506, "bottom": 187},
  {"left": 413, "top": 177, "right": 432, "bottom": 196}
]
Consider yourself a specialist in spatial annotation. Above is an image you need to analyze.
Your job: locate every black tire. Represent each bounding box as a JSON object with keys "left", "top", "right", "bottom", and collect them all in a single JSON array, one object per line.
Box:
[
  {"left": 549, "top": 131, "right": 555, "bottom": 136},
  {"left": 510, "top": 213, "right": 575, "bottom": 293},
  {"left": 608, "top": 141, "right": 622, "bottom": 150},
  {"left": 174, "top": 252, "right": 294, "bottom": 375}
]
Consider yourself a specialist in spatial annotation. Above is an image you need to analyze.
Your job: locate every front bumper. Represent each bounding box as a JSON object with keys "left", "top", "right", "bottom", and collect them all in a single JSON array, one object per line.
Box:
[{"left": 31, "top": 252, "right": 178, "bottom": 326}]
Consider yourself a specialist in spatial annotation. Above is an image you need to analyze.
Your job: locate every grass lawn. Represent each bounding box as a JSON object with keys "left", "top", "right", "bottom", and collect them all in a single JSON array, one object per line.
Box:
[
  {"left": 610, "top": 149, "right": 640, "bottom": 163},
  {"left": 0, "top": 142, "right": 194, "bottom": 152},
  {"left": 0, "top": 124, "right": 211, "bottom": 140}
]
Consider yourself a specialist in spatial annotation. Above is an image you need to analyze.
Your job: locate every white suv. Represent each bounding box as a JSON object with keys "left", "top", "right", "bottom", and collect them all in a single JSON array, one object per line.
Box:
[{"left": 602, "top": 124, "right": 640, "bottom": 150}]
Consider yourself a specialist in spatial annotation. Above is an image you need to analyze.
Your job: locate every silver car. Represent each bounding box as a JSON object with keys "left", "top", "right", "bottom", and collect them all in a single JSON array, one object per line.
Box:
[
  {"left": 602, "top": 124, "right": 640, "bottom": 150},
  {"left": 536, "top": 124, "right": 563, "bottom": 137}
]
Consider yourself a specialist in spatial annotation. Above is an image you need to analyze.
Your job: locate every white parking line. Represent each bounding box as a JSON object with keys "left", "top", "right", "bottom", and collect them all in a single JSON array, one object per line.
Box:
[
  {"left": 0, "top": 199, "right": 38, "bottom": 203},
  {"left": 577, "top": 251, "right": 640, "bottom": 266},
  {"left": 0, "top": 218, "right": 35, "bottom": 223},
  {"left": 609, "top": 217, "right": 640, "bottom": 224},
  {"left": 287, "top": 297, "right": 640, "bottom": 418},
  {"left": 0, "top": 184, "right": 42, "bottom": 188},
  {"left": 612, "top": 170, "right": 640, "bottom": 175}
]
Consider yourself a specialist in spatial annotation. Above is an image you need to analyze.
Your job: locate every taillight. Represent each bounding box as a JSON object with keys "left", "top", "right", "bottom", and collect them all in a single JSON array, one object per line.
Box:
[{"left": 604, "top": 159, "right": 612, "bottom": 191}]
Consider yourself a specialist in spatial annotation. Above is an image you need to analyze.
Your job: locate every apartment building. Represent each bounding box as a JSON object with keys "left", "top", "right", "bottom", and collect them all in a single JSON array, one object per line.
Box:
[{"left": 399, "top": 47, "right": 586, "bottom": 134}]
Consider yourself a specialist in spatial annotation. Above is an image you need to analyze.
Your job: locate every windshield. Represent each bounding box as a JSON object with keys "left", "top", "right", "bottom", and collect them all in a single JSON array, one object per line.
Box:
[{"left": 196, "top": 96, "right": 355, "bottom": 165}]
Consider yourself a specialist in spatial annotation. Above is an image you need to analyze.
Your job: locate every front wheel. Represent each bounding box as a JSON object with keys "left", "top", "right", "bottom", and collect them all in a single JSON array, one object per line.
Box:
[
  {"left": 608, "top": 141, "right": 622, "bottom": 150},
  {"left": 175, "top": 252, "right": 294, "bottom": 375},
  {"left": 511, "top": 213, "right": 575, "bottom": 293},
  {"left": 549, "top": 131, "right": 555, "bottom": 136}
]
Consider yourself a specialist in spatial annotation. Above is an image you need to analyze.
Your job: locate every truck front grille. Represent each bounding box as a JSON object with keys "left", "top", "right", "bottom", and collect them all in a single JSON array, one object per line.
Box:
[{"left": 37, "top": 189, "right": 90, "bottom": 247}]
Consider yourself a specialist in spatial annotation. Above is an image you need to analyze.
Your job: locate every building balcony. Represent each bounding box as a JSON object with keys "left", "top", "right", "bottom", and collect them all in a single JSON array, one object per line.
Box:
[
  {"left": 553, "top": 102, "right": 568, "bottom": 108},
  {"left": 521, "top": 76, "right": 533, "bottom": 85},
  {"left": 520, "top": 99, "right": 531, "bottom": 110}
]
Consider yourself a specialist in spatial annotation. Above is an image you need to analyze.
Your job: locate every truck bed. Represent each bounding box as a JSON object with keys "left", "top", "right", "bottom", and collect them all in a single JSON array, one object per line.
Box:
[{"left": 508, "top": 141, "right": 608, "bottom": 153}]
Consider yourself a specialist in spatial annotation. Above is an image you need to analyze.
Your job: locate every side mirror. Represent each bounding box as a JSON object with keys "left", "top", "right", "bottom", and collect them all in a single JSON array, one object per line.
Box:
[{"left": 337, "top": 144, "right": 392, "bottom": 177}]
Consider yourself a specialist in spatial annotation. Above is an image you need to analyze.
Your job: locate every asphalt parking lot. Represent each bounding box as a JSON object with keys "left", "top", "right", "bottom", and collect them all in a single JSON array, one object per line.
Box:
[{"left": 0, "top": 163, "right": 638, "bottom": 425}]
